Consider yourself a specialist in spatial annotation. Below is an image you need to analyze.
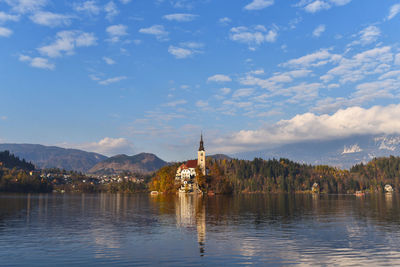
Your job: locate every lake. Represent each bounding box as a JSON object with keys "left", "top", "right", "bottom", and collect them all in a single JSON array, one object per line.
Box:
[{"left": 1, "top": 193, "right": 400, "bottom": 266}]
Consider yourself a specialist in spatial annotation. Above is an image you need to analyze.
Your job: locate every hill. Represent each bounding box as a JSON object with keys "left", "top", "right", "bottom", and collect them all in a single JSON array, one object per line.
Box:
[
  {"left": 0, "top": 150, "right": 35, "bottom": 171},
  {"left": 233, "top": 134, "right": 400, "bottom": 169},
  {"left": 208, "top": 154, "right": 232, "bottom": 160},
  {"left": 0, "top": 144, "right": 107, "bottom": 172},
  {"left": 89, "top": 152, "right": 168, "bottom": 174}
]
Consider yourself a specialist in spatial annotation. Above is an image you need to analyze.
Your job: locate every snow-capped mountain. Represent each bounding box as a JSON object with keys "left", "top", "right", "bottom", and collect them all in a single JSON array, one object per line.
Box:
[
  {"left": 233, "top": 134, "right": 400, "bottom": 169},
  {"left": 375, "top": 136, "right": 400, "bottom": 151},
  {"left": 342, "top": 144, "right": 363, "bottom": 154}
]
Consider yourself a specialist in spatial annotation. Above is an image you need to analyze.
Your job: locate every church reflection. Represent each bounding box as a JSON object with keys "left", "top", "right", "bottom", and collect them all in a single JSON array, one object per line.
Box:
[{"left": 175, "top": 194, "right": 206, "bottom": 257}]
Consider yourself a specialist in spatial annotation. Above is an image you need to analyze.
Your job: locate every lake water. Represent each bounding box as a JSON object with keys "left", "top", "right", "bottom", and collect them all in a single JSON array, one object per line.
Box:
[{"left": 1, "top": 193, "right": 400, "bottom": 266}]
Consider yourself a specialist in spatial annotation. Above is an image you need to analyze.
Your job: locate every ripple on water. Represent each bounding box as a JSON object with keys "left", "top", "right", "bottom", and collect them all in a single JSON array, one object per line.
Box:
[{"left": 1, "top": 193, "right": 400, "bottom": 266}]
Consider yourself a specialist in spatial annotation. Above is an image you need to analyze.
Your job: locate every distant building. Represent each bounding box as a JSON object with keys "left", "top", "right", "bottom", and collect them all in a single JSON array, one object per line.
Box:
[
  {"left": 176, "top": 160, "right": 197, "bottom": 180},
  {"left": 385, "top": 184, "right": 394, "bottom": 192},
  {"left": 198, "top": 134, "right": 206, "bottom": 176},
  {"left": 175, "top": 134, "right": 207, "bottom": 193},
  {"left": 312, "top": 182, "right": 320, "bottom": 193}
]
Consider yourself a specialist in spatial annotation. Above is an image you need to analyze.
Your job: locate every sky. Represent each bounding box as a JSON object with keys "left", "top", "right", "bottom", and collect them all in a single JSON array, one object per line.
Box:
[{"left": 1, "top": 0, "right": 400, "bottom": 161}]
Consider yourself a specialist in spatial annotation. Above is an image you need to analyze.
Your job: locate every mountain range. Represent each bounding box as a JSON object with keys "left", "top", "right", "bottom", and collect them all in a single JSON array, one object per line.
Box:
[
  {"left": 0, "top": 144, "right": 106, "bottom": 172},
  {"left": 0, "top": 144, "right": 169, "bottom": 174},
  {"left": 234, "top": 134, "right": 400, "bottom": 169},
  {"left": 2, "top": 135, "right": 400, "bottom": 173}
]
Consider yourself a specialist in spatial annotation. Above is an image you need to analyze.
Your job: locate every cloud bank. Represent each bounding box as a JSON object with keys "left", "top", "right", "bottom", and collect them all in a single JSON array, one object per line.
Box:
[{"left": 213, "top": 104, "right": 400, "bottom": 153}]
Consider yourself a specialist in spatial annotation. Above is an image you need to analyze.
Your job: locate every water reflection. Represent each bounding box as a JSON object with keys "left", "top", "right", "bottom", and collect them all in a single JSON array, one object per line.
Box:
[
  {"left": 175, "top": 194, "right": 206, "bottom": 257},
  {"left": 1, "top": 193, "right": 400, "bottom": 265}
]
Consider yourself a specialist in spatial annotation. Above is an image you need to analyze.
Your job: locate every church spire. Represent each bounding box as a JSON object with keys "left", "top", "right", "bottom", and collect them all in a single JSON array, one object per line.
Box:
[{"left": 198, "top": 133, "right": 204, "bottom": 151}]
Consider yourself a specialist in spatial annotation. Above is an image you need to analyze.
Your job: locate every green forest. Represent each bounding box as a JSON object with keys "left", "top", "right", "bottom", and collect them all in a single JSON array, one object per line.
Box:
[
  {"left": 0, "top": 151, "right": 52, "bottom": 193},
  {"left": 3, "top": 148, "right": 400, "bottom": 194},
  {"left": 150, "top": 156, "right": 400, "bottom": 194},
  {"left": 0, "top": 151, "right": 34, "bottom": 171}
]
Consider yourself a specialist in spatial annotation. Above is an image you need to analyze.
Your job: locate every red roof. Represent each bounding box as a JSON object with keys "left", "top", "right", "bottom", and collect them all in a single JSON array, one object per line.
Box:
[{"left": 186, "top": 160, "right": 198, "bottom": 168}]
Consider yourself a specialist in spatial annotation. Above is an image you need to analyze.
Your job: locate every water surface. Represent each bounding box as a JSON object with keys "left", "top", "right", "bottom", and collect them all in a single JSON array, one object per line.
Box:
[{"left": 1, "top": 193, "right": 400, "bottom": 266}]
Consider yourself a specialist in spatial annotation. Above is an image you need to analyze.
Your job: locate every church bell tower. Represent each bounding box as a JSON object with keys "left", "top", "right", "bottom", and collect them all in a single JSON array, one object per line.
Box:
[{"left": 197, "top": 133, "right": 206, "bottom": 175}]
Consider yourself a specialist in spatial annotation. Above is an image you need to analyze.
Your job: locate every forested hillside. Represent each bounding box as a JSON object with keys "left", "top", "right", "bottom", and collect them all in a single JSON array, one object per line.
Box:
[
  {"left": 0, "top": 151, "right": 51, "bottom": 193},
  {"left": 0, "top": 144, "right": 107, "bottom": 172},
  {"left": 0, "top": 150, "right": 35, "bottom": 170},
  {"left": 150, "top": 156, "right": 400, "bottom": 194}
]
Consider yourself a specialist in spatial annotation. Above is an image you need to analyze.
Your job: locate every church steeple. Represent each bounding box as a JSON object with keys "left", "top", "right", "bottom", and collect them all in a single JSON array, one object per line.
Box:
[
  {"left": 199, "top": 133, "right": 204, "bottom": 151},
  {"left": 197, "top": 133, "right": 206, "bottom": 175}
]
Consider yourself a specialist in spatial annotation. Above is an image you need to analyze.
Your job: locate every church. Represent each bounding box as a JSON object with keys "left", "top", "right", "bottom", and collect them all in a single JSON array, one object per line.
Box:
[{"left": 175, "top": 134, "right": 206, "bottom": 193}]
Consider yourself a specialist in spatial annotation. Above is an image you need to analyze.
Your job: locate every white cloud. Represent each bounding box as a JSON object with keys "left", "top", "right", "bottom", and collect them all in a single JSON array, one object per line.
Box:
[
  {"left": 196, "top": 100, "right": 208, "bottom": 108},
  {"left": 168, "top": 42, "right": 203, "bottom": 59},
  {"left": 3, "top": 0, "right": 47, "bottom": 14},
  {"left": 240, "top": 70, "right": 312, "bottom": 94},
  {"left": 168, "top": 46, "right": 192, "bottom": 59},
  {"left": 329, "top": 0, "right": 351, "bottom": 5},
  {"left": 38, "top": 31, "right": 97, "bottom": 58},
  {"left": 163, "top": 13, "right": 197, "bottom": 22},
  {"left": 76, "top": 137, "right": 134, "bottom": 156},
  {"left": 313, "top": 24, "right": 325, "bottom": 37},
  {"left": 299, "top": 0, "right": 351, "bottom": 13},
  {"left": 304, "top": 0, "right": 331, "bottom": 13},
  {"left": 244, "top": 0, "right": 274, "bottom": 10},
  {"left": 349, "top": 25, "right": 380, "bottom": 46},
  {"left": 219, "top": 17, "right": 231, "bottom": 25},
  {"left": 230, "top": 25, "right": 277, "bottom": 50},
  {"left": 214, "top": 104, "right": 400, "bottom": 153},
  {"left": 378, "top": 70, "right": 400, "bottom": 80},
  {"left": 207, "top": 74, "right": 232, "bottom": 83},
  {"left": 0, "top": 26, "right": 12, "bottom": 37},
  {"left": 89, "top": 74, "right": 101, "bottom": 81},
  {"left": 0, "top": 12, "right": 20, "bottom": 23},
  {"left": 139, "top": 25, "right": 169, "bottom": 41},
  {"left": 0, "top": 116, "right": 7, "bottom": 121},
  {"left": 281, "top": 49, "right": 341, "bottom": 68},
  {"left": 387, "top": 4, "right": 400, "bottom": 20},
  {"left": 220, "top": 87, "right": 231, "bottom": 95},
  {"left": 73, "top": 1, "right": 101, "bottom": 15},
  {"left": 395, "top": 53, "right": 400, "bottom": 65},
  {"left": 164, "top": 99, "right": 187, "bottom": 107},
  {"left": 105, "top": 1, "right": 119, "bottom": 20},
  {"left": 29, "top": 11, "right": 73, "bottom": 27},
  {"left": 284, "top": 82, "right": 321, "bottom": 103},
  {"left": 233, "top": 88, "right": 254, "bottom": 98},
  {"left": 98, "top": 76, "right": 127, "bottom": 85},
  {"left": 106, "top": 24, "right": 128, "bottom": 36},
  {"left": 166, "top": 0, "right": 195, "bottom": 9},
  {"left": 249, "top": 69, "right": 265, "bottom": 75},
  {"left": 324, "top": 46, "right": 393, "bottom": 84},
  {"left": 120, "top": 0, "right": 131, "bottom": 3},
  {"left": 312, "top": 77, "right": 400, "bottom": 113},
  {"left": 106, "top": 24, "right": 128, "bottom": 43},
  {"left": 358, "top": 25, "right": 380, "bottom": 45},
  {"left": 103, "top": 56, "right": 115, "bottom": 65},
  {"left": 19, "top": 54, "right": 55, "bottom": 70}
]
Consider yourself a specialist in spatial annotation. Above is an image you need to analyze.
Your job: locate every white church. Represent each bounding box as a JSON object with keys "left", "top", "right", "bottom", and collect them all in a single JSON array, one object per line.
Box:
[{"left": 175, "top": 134, "right": 206, "bottom": 193}]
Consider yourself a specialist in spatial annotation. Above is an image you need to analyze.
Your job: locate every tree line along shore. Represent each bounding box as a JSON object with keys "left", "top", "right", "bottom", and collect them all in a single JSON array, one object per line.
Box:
[{"left": 2, "top": 150, "right": 400, "bottom": 194}]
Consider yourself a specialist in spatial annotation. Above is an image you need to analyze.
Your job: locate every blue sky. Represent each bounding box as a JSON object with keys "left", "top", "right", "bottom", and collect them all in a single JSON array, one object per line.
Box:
[{"left": 1, "top": 0, "right": 400, "bottom": 161}]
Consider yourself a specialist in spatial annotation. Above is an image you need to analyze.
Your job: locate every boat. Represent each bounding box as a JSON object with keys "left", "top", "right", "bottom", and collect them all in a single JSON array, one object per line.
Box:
[{"left": 150, "top": 191, "right": 159, "bottom": 195}]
